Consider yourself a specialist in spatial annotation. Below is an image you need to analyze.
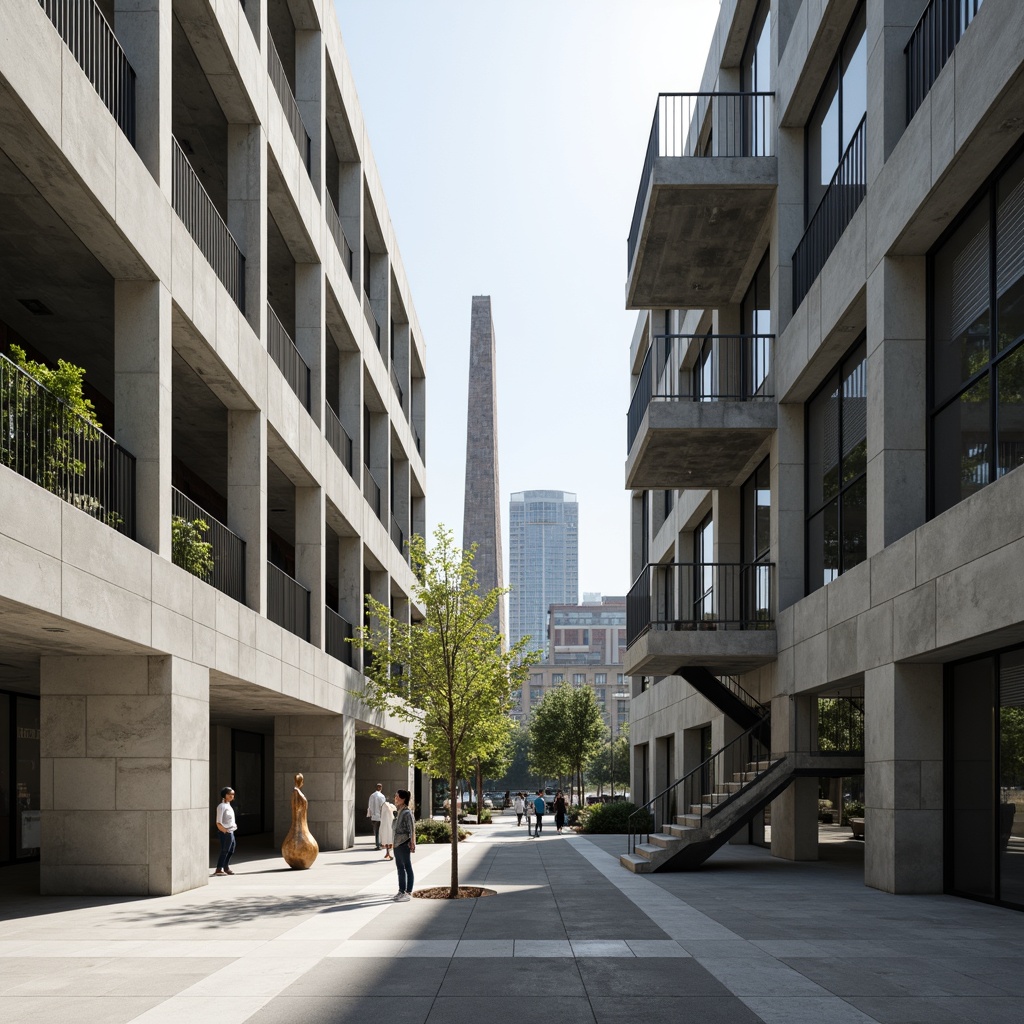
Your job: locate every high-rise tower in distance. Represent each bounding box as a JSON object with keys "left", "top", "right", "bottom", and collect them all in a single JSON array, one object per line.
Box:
[
  {"left": 463, "top": 296, "right": 507, "bottom": 640},
  {"left": 509, "top": 491, "right": 579, "bottom": 659}
]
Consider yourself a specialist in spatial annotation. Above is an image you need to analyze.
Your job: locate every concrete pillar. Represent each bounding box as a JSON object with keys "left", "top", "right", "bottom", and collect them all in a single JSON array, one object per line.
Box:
[
  {"left": 776, "top": 125, "right": 803, "bottom": 332},
  {"left": 865, "top": 662, "right": 943, "bottom": 893},
  {"left": 228, "top": 409, "right": 267, "bottom": 615},
  {"left": 114, "top": 0, "right": 172, "bottom": 191},
  {"left": 296, "top": 29, "right": 323, "bottom": 195},
  {"left": 114, "top": 280, "right": 171, "bottom": 557},
  {"left": 295, "top": 263, "right": 324, "bottom": 426},
  {"left": 769, "top": 693, "right": 818, "bottom": 860},
  {"left": 227, "top": 123, "right": 266, "bottom": 334},
  {"left": 295, "top": 484, "right": 324, "bottom": 647},
  {"left": 274, "top": 714, "right": 352, "bottom": 851},
  {"left": 866, "top": 256, "right": 927, "bottom": 555},
  {"left": 773, "top": 404, "right": 804, "bottom": 610},
  {"left": 40, "top": 655, "right": 209, "bottom": 896},
  {"left": 713, "top": 488, "right": 741, "bottom": 622}
]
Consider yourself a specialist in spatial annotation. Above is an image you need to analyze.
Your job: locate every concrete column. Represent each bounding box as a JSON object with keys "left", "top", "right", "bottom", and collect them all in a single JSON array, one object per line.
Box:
[
  {"left": 866, "top": 256, "right": 927, "bottom": 555},
  {"left": 295, "top": 484, "right": 324, "bottom": 647},
  {"left": 114, "top": 0, "right": 171, "bottom": 191},
  {"left": 115, "top": 280, "right": 171, "bottom": 557},
  {"left": 775, "top": 125, "right": 803, "bottom": 332},
  {"left": 296, "top": 29, "right": 323, "bottom": 195},
  {"left": 228, "top": 409, "right": 267, "bottom": 615},
  {"left": 773, "top": 404, "right": 804, "bottom": 610},
  {"left": 274, "top": 714, "right": 352, "bottom": 851},
  {"left": 865, "top": 662, "right": 943, "bottom": 893},
  {"left": 227, "top": 123, "right": 266, "bottom": 336},
  {"left": 713, "top": 488, "right": 741, "bottom": 622},
  {"left": 295, "top": 263, "right": 324, "bottom": 426},
  {"left": 769, "top": 693, "right": 818, "bottom": 860},
  {"left": 40, "top": 655, "right": 209, "bottom": 896}
]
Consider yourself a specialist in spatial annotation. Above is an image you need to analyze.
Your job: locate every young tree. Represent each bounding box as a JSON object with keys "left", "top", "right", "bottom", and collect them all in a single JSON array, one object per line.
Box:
[
  {"left": 354, "top": 526, "right": 538, "bottom": 897},
  {"left": 530, "top": 683, "right": 607, "bottom": 804}
]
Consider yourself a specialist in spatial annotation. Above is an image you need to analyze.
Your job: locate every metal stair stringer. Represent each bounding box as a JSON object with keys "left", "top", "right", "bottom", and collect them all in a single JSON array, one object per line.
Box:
[{"left": 678, "top": 666, "right": 767, "bottom": 732}]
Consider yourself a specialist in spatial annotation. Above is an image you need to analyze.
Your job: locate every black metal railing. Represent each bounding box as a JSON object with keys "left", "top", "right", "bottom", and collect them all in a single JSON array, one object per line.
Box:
[
  {"left": 267, "top": 32, "right": 312, "bottom": 175},
  {"left": 39, "top": 0, "right": 136, "bottom": 145},
  {"left": 390, "top": 514, "right": 406, "bottom": 558},
  {"left": 413, "top": 426, "right": 423, "bottom": 458},
  {"left": 1, "top": 349, "right": 135, "bottom": 537},
  {"left": 325, "top": 605, "right": 353, "bottom": 666},
  {"left": 626, "top": 562, "right": 775, "bottom": 646},
  {"left": 172, "top": 136, "right": 245, "bottom": 312},
  {"left": 363, "top": 464, "right": 383, "bottom": 520},
  {"left": 390, "top": 365, "right": 405, "bottom": 410},
  {"left": 267, "top": 304, "right": 310, "bottom": 410},
  {"left": 627, "top": 334, "right": 774, "bottom": 451},
  {"left": 324, "top": 402, "right": 354, "bottom": 476},
  {"left": 906, "top": 0, "right": 984, "bottom": 123},
  {"left": 628, "top": 718, "right": 771, "bottom": 854},
  {"left": 325, "top": 195, "right": 354, "bottom": 281},
  {"left": 792, "top": 115, "right": 866, "bottom": 310},
  {"left": 267, "top": 562, "right": 310, "bottom": 641},
  {"left": 719, "top": 674, "right": 768, "bottom": 716},
  {"left": 628, "top": 92, "right": 774, "bottom": 272},
  {"left": 363, "top": 294, "right": 382, "bottom": 351},
  {"left": 171, "top": 488, "right": 245, "bottom": 603}
]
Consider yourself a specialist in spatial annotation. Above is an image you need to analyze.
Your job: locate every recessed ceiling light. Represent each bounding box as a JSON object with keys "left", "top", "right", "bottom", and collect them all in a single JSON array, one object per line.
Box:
[{"left": 19, "top": 298, "right": 53, "bottom": 316}]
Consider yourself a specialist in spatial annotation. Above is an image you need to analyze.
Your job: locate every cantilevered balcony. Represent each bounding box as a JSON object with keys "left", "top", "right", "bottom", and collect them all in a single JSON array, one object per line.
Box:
[
  {"left": 267, "top": 304, "right": 310, "bottom": 410},
  {"left": 267, "top": 562, "right": 310, "bottom": 641},
  {"left": 626, "top": 93, "right": 776, "bottom": 310},
  {"left": 325, "top": 605, "right": 354, "bottom": 667},
  {"left": 906, "top": 0, "right": 984, "bottom": 123},
  {"left": 625, "top": 562, "right": 776, "bottom": 676},
  {"left": 626, "top": 334, "right": 775, "bottom": 490},
  {"left": 267, "top": 32, "right": 312, "bottom": 175}
]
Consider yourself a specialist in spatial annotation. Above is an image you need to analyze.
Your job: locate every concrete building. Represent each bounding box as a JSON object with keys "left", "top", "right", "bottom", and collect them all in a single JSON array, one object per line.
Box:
[
  {"left": 462, "top": 295, "right": 506, "bottom": 639},
  {"left": 0, "top": 0, "right": 427, "bottom": 894},
  {"left": 508, "top": 490, "right": 579, "bottom": 659},
  {"left": 622, "top": 0, "right": 1024, "bottom": 910}
]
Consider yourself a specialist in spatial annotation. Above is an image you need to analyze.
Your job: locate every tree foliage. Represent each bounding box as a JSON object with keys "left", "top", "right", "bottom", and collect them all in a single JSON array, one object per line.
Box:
[
  {"left": 171, "top": 516, "right": 214, "bottom": 579},
  {"left": 587, "top": 724, "right": 631, "bottom": 794},
  {"left": 529, "top": 683, "right": 607, "bottom": 803},
  {"left": 353, "top": 526, "right": 538, "bottom": 896}
]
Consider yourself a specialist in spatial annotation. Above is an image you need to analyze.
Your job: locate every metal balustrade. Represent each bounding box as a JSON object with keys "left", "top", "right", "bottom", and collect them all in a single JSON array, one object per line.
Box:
[
  {"left": 628, "top": 92, "right": 774, "bottom": 272},
  {"left": 906, "top": 0, "right": 984, "bottom": 123},
  {"left": 792, "top": 115, "right": 866, "bottom": 310},
  {"left": 172, "top": 137, "right": 245, "bottom": 311},
  {"left": 626, "top": 562, "right": 775, "bottom": 647},
  {"left": 267, "top": 32, "right": 312, "bottom": 175},
  {"left": 267, "top": 304, "right": 310, "bottom": 410},
  {"left": 626, "top": 334, "right": 774, "bottom": 452},
  {"left": 1, "top": 349, "right": 135, "bottom": 537},
  {"left": 390, "top": 365, "right": 405, "bottom": 411},
  {"left": 171, "top": 488, "right": 245, "bottom": 603},
  {"left": 324, "top": 402, "right": 354, "bottom": 476},
  {"left": 39, "top": 0, "right": 136, "bottom": 145},
  {"left": 363, "top": 464, "right": 383, "bottom": 520},
  {"left": 325, "top": 196, "right": 354, "bottom": 281},
  {"left": 267, "top": 562, "right": 310, "bottom": 641},
  {"left": 363, "top": 294, "right": 382, "bottom": 351},
  {"left": 325, "top": 606, "right": 354, "bottom": 666},
  {"left": 390, "top": 514, "right": 406, "bottom": 559}
]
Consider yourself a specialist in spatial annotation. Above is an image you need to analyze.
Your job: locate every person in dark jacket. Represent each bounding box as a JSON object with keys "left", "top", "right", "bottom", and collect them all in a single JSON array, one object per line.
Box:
[{"left": 554, "top": 791, "right": 567, "bottom": 833}]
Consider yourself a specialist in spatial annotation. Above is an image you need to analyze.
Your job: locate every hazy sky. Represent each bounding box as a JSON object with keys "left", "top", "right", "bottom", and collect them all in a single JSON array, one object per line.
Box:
[{"left": 335, "top": 1, "right": 720, "bottom": 597}]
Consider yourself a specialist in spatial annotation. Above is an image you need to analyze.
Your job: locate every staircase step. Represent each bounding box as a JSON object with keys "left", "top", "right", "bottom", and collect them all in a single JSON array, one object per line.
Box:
[
  {"left": 689, "top": 803, "right": 714, "bottom": 815},
  {"left": 634, "top": 843, "right": 664, "bottom": 859},
  {"left": 721, "top": 781, "right": 743, "bottom": 793},
  {"left": 664, "top": 823, "right": 695, "bottom": 837},
  {"left": 620, "top": 853, "right": 653, "bottom": 873},
  {"left": 676, "top": 813, "right": 703, "bottom": 828},
  {"left": 747, "top": 760, "right": 772, "bottom": 771},
  {"left": 649, "top": 833, "right": 684, "bottom": 849}
]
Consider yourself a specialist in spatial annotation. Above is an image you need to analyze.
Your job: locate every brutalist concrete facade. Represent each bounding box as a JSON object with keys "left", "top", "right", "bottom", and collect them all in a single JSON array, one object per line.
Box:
[
  {"left": 624, "top": 0, "right": 1024, "bottom": 902},
  {"left": 0, "top": 0, "right": 427, "bottom": 894}
]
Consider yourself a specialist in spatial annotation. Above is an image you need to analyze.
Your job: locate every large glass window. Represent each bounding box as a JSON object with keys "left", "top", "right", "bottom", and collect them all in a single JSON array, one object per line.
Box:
[
  {"left": 806, "top": 339, "right": 867, "bottom": 592},
  {"left": 741, "top": 458, "right": 772, "bottom": 624},
  {"left": 694, "top": 512, "right": 714, "bottom": 619},
  {"left": 742, "top": 0, "right": 771, "bottom": 155},
  {"left": 741, "top": 253, "right": 772, "bottom": 395},
  {"left": 931, "top": 151, "right": 1024, "bottom": 516}
]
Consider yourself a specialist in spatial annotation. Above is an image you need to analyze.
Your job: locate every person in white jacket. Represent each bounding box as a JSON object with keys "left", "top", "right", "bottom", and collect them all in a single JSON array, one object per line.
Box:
[
  {"left": 513, "top": 792, "right": 525, "bottom": 826},
  {"left": 378, "top": 800, "right": 396, "bottom": 860},
  {"left": 367, "top": 783, "right": 386, "bottom": 849}
]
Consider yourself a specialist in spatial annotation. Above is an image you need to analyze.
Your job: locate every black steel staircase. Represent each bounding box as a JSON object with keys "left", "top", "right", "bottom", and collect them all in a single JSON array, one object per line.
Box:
[{"left": 678, "top": 666, "right": 767, "bottom": 732}]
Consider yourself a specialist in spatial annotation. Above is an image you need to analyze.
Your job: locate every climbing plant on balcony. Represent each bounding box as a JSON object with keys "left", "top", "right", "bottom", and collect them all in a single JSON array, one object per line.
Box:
[{"left": 171, "top": 516, "right": 214, "bottom": 579}]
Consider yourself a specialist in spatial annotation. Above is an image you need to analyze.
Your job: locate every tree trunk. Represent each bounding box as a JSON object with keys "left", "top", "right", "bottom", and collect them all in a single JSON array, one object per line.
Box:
[
  {"left": 449, "top": 758, "right": 459, "bottom": 898},
  {"left": 476, "top": 760, "right": 483, "bottom": 824}
]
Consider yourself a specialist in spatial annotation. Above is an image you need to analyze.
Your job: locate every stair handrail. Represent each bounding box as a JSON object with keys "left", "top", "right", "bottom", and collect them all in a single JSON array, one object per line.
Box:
[
  {"left": 718, "top": 674, "right": 768, "bottom": 716},
  {"left": 627, "top": 717, "right": 771, "bottom": 856}
]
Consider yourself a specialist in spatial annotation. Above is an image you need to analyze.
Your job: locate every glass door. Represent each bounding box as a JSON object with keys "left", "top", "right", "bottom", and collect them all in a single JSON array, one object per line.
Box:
[{"left": 231, "top": 729, "right": 265, "bottom": 836}]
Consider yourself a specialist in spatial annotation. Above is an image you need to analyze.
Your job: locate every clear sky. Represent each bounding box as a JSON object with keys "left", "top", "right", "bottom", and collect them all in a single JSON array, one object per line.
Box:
[{"left": 334, "top": 0, "right": 720, "bottom": 598}]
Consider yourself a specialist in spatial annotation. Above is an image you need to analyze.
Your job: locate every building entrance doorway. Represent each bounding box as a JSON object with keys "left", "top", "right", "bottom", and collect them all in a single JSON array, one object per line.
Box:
[
  {"left": 231, "top": 729, "right": 266, "bottom": 836},
  {"left": 0, "top": 691, "right": 40, "bottom": 865}
]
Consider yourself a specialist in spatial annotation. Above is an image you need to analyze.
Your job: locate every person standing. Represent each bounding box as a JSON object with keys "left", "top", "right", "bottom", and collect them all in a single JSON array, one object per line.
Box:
[
  {"left": 554, "top": 790, "right": 567, "bottom": 834},
  {"left": 214, "top": 786, "right": 237, "bottom": 876},
  {"left": 513, "top": 792, "right": 525, "bottom": 826},
  {"left": 392, "top": 789, "right": 416, "bottom": 900},
  {"left": 378, "top": 798, "right": 396, "bottom": 860},
  {"left": 367, "top": 783, "right": 386, "bottom": 850},
  {"left": 533, "top": 790, "right": 546, "bottom": 836}
]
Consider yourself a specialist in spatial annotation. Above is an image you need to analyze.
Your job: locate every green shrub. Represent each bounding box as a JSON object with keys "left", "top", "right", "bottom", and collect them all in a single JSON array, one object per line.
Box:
[
  {"left": 842, "top": 801, "right": 865, "bottom": 826},
  {"left": 415, "top": 819, "right": 467, "bottom": 844},
  {"left": 566, "top": 805, "right": 584, "bottom": 827},
  {"left": 578, "top": 801, "right": 653, "bottom": 835},
  {"left": 172, "top": 516, "right": 214, "bottom": 579}
]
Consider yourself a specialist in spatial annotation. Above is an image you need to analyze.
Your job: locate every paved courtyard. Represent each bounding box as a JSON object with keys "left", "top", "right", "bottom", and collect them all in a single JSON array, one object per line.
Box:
[{"left": 0, "top": 815, "right": 1022, "bottom": 1023}]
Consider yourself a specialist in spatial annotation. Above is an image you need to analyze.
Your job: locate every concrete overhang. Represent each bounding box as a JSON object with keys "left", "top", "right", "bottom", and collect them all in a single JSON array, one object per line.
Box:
[
  {"left": 626, "top": 156, "right": 777, "bottom": 310},
  {"left": 623, "top": 628, "right": 777, "bottom": 677},
  {"left": 625, "top": 400, "right": 776, "bottom": 489}
]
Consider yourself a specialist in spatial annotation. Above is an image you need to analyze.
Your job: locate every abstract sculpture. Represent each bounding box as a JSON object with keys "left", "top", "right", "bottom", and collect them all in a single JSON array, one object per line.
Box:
[{"left": 282, "top": 772, "right": 319, "bottom": 869}]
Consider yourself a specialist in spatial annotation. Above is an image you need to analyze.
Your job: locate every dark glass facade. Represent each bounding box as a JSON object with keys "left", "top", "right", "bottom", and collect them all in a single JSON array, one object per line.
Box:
[{"left": 0, "top": 691, "right": 40, "bottom": 865}]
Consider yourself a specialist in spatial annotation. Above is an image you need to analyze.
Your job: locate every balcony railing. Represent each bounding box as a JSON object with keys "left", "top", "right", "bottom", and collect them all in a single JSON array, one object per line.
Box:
[
  {"left": 40, "top": 0, "right": 136, "bottom": 145},
  {"left": 792, "top": 115, "right": 866, "bottom": 310},
  {"left": 267, "top": 304, "right": 310, "bottom": 410},
  {"left": 172, "top": 136, "right": 245, "bottom": 311},
  {"left": 363, "top": 464, "right": 382, "bottom": 520},
  {"left": 171, "top": 488, "right": 245, "bottom": 603},
  {"left": 390, "top": 513, "right": 406, "bottom": 559},
  {"left": 324, "top": 402, "right": 354, "bottom": 476},
  {"left": 627, "top": 334, "right": 774, "bottom": 451},
  {"left": 267, "top": 562, "right": 310, "bottom": 641},
  {"left": 267, "top": 33, "right": 312, "bottom": 175},
  {"left": 325, "top": 196, "right": 354, "bottom": 282},
  {"left": 628, "top": 92, "right": 774, "bottom": 272},
  {"left": 1, "top": 349, "right": 135, "bottom": 537},
  {"left": 390, "top": 365, "right": 405, "bottom": 411},
  {"left": 363, "top": 294, "right": 382, "bottom": 351},
  {"left": 325, "top": 605, "right": 354, "bottom": 666},
  {"left": 626, "top": 562, "right": 775, "bottom": 647},
  {"left": 906, "top": 0, "right": 984, "bottom": 123}
]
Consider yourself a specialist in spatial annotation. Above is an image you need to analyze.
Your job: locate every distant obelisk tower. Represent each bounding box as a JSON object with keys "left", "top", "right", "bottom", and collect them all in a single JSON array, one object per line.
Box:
[{"left": 463, "top": 296, "right": 507, "bottom": 643}]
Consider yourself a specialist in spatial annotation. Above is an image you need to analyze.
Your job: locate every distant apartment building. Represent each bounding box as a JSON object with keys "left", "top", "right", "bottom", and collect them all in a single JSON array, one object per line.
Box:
[{"left": 508, "top": 490, "right": 579, "bottom": 658}]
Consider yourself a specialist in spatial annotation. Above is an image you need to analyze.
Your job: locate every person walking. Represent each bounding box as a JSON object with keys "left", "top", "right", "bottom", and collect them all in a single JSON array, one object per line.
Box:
[
  {"left": 378, "top": 797, "right": 396, "bottom": 860},
  {"left": 392, "top": 789, "right": 416, "bottom": 900},
  {"left": 554, "top": 790, "right": 567, "bottom": 834},
  {"left": 513, "top": 792, "right": 525, "bottom": 826},
  {"left": 533, "top": 789, "right": 546, "bottom": 837},
  {"left": 214, "top": 786, "right": 237, "bottom": 876},
  {"left": 525, "top": 794, "right": 534, "bottom": 837},
  {"left": 367, "top": 783, "right": 386, "bottom": 850}
]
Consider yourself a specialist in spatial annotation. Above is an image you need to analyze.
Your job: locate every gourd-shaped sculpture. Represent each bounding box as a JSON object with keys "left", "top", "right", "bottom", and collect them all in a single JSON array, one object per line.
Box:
[{"left": 282, "top": 772, "right": 319, "bottom": 869}]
